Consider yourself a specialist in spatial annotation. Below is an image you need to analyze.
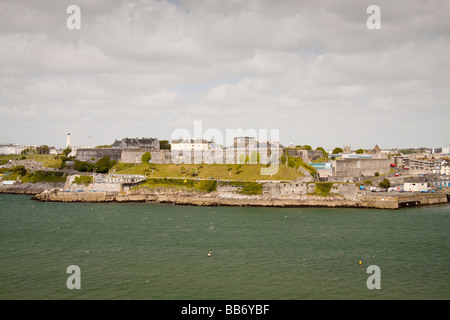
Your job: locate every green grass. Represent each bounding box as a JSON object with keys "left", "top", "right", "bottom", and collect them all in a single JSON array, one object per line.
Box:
[
  {"left": 135, "top": 178, "right": 217, "bottom": 193},
  {"left": 74, "top": 175, "right": 93, "bottom": 186},
  {"left": 312, "top": 182, "right": 334, "bottom": 196},
  {"left": 113, "top": 163, "right": 303, "bottom": 181},
  {"left": 0, "top": 154, "right": 62, "bottom": 169},
  {"left": 220, "top": 181, "right": 263, "bottom": 195},
  {"left": 22, "top": 171, "right": 67, "bottom": 183}
]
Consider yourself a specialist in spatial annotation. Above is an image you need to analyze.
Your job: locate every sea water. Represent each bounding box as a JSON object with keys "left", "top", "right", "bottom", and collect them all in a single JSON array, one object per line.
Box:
[{"left": 0, "top": 194, "right": 448, "bottom": 299}]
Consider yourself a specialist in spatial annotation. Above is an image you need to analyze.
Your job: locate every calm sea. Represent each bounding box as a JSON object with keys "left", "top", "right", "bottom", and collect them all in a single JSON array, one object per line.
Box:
[{"left": 0, "top": 194, "right": 448, "bottom": 300}]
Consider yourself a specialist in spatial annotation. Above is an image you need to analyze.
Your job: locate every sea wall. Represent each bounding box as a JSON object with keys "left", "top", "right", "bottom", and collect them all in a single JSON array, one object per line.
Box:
[
  {"left": 30, "top": 186, "right": 448, "bottom": 209},
  {"left": 0, "top": 182, "right": 65, "bottom": 195}
]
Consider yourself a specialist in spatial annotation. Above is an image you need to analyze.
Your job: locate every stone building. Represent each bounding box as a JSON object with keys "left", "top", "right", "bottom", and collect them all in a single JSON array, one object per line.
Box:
[
  {"left": 331, "top": 158, "right": 390, "bottom": 177},
  {"left": 112, "top": 137, "right": 160, "bottom": 150}
]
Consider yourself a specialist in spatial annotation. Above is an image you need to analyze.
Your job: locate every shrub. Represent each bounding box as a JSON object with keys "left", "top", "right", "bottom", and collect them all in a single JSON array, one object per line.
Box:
[
  {"left": 378, "top": 178, "right": 390, "bottom": 189},
  {"left": 141, "top": 152, "right": 151, "bottom": 164},
  {"left": 314, "top": 182, "right": 333, "bottom": 196},
  {"left": 12, "top": 165, "right": 27, "bottom": 176},
  {"left": 74, "top": 175, "right": 93, "bottom": 186}
]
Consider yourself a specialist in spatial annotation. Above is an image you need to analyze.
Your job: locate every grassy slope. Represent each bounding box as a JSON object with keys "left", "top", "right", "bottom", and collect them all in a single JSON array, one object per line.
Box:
[{"left": 113, "top": 163, "right": 304, "bottom": 181}]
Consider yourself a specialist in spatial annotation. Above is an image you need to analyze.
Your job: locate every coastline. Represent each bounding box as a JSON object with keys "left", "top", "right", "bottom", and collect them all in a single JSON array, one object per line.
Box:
[
  {"left": 1, "top": 181, "right": 448, "bottom": 210},
  {"left": 14, "top": 185, "right": 448, "bottom": 210}
]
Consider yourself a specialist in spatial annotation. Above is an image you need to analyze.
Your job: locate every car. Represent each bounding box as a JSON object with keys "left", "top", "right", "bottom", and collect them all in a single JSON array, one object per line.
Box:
[{"left": 394, "top": 173, "right": 399, "bottom": 177}]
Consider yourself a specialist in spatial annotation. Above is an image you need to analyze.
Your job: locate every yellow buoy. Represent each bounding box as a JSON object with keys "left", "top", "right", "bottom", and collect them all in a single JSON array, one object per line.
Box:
[{"left": 358, "top": 261, "right": 362, "bottom": 265}]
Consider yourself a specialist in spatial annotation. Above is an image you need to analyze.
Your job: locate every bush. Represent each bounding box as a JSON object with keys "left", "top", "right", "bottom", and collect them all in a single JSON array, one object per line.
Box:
[
  {"left": 141, "top": 152, "right": 151, "bottom": 164},
  {"left": 314, "top": 182, "right": 333, "bottom": 196},
  {"left": 12, "top": 165, "right": 27, "bottom": 176},
  {"left": 94, "top": 156, "right": 116, "bottom": 173},
  {"left": 74, "top": 160, "right": 94, "bottom": 172},
  {"left": 378, "top": 178, "right": 390, "bottom": 189},
  {"left": 23, "top": 171, "right": 66, "bottom": 183},
  {"left": 74, "top": 175, "right": 93, "bottom": 186}
]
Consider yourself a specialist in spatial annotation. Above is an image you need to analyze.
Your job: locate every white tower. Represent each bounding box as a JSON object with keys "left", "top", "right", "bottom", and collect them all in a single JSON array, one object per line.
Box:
[{"left": 66, "top": 133, "right": 72, "bottom": 148}]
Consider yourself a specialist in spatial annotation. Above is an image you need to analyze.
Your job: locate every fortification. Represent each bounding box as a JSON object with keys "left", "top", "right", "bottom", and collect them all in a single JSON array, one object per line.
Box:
[{"left": 75, "top": 148, "right": 123, "bottom": 162}]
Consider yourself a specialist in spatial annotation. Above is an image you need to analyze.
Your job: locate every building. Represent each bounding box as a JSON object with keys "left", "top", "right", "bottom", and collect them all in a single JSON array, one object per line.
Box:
[
  {"left": 112, "top": 137, "right": 160, "bottom": 150},
  {"left": 171, "top": 139, "right": 211, "bottom": 151},
  {"left": 404, "top": 182, "right": 428, "bottom": 192},
  {"left": 372, "top": 144, "right": 381, "bottom": 154},
  {"left": 331, "top": 158, "right": 391, "bottom": 177},
  {"left": 233, "top": 137, "right": 258, "bottom": 149},
  {"left": 402, "top": 158, "right": 440, "bottom": 173},
  {"left": 0, "top": 144, "right": 26, "bottom": 155},
  {"left": 441, "top": 161, "right": 450, "bottom": 175},
  {"left": 66, "top": 133, "right": 72, "bottom": 148},
  {"left": 431, "top": 180, "right": 450, "bottom": 188}
]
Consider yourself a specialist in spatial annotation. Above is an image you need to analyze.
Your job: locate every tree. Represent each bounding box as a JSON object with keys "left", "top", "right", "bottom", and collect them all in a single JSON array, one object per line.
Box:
[
  {"left": 74, "top": 160, "right": 94, "bottom": 172},
  {"left": 355, "top": 148, "right": 365, "bottom": 154},
  {"left": 332, "top": 147, "right": 343, "bottom": 154},
  {"left": 38, "top": 145, "right": 50, "bottom": 154},
  {"left": 141, "top": 152, "right": 152, "bottom": 164},
  {"left": 63, "top": 147, "right": 72, "bottom": 157},
  {"left": 245, "top": 155, "right": 250, "bottom": 164},
  {"left": 301, "top": 145, "right": 312, "bottom": 150},
  {"left": 12, "top": 165, "right": 27, "bottom": 176},
  {"left": 159, "top": 140, "right": 171, "bottom": 150},
  {"left": 238, "top": 154, "right": 245, "bottom": 164},
  {"left": 94, "top": 156, "right": 115, "bottom": 173},
  {"left": 315, "top": 147, "right": 327, "bottom": 158},
  {"left": 378, "top": 178, "right": 391, "bottom": 189},
  {"left": 249, "top": 151, "right": 258, "bottom": 164}
]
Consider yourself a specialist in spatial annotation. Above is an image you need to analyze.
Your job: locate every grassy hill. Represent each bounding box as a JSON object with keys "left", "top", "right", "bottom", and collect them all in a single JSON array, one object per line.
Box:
[
  {"left": 112, "top": 163, "right": 305, "bottom": 181},
  {"left": 0, "top": 154, "right": 62, "bottom": 169}
]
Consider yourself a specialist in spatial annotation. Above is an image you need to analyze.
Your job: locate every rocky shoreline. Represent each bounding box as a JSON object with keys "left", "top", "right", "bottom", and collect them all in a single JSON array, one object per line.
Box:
[
  {"left": 2, "top": 182, "right": 448, "bottom": 210},
  {"left": 0, "top": 182, "right": 65, "bottom": 195},
  {"left": 28, "top": 187, "right": 448, "bottom": 209}
]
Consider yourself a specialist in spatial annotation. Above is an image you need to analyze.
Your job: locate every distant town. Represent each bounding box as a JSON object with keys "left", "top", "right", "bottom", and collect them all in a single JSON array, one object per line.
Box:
[{"left": 1, "top": 133, "right": 449, "bottom": 209}]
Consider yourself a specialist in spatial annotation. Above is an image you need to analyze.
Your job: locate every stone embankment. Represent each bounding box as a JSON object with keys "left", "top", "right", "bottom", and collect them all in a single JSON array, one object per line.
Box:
[
  {"left": 0, "top": 182, "right": 65, "bottom": 195},
  {"left": 30, "top": 187, "right": 448, "bottom": 209}
]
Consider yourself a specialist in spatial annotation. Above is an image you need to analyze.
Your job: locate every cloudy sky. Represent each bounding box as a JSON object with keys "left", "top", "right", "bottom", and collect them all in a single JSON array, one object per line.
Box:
[{"left": 1, "top": 0, "right": 449, "bottom": 150}]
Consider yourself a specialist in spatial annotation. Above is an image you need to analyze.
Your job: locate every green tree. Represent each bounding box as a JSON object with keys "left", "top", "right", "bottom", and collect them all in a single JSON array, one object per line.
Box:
[
  {"left": 245, "top": 155, "right": 250, "bottom": 164},
  {"left": 141, "top": 152, "right": 152, "bottom": 164},
  {"left": 332, "top": 147, "right": 343, "bottom": 154},
  {"left": 74, "top": 160, "right": 94, "bottom": 172},
  {"left": 315, "top": 147, "right": 327, "bottom": 158},
  {"left": 379, "top": 178, "right": 391, "bottom": 189},
  {"left": 38, "top": 145, "right": 50, "bottom": 154},
  {"left": 159, "top": 140, "right": 171, "bottom": 150},
  {"left": 355, "top": 148, "right": 365, "bottom": 154},
  {"left": 63, "top": 147, "right": 72, "bottom": 157},
  {"left": 301, "top": 145, "right": 312, "bottom": 150},
  {"left": 12, "top": 165, "right": 27, "bottom": 176},
  {"left": 94, "top": 156, "right": 115, "bottom": 173},
  {"left": 238, "top": 154, "right": 245, "bottom": 164}
]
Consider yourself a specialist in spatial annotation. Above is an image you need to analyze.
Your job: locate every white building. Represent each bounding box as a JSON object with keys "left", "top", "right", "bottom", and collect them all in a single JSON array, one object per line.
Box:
[
  {"left": 441, "top": 161, "right": 450, "bottom": 175},
  {"left": 171, "top": 139, "right": 212, "bottom": 151},
  {"left": 442, "top": 144, "right": 450, "bottom": 155},
  {"left": 404, "top": 182, "right": 428, "bottom": 192},
  {"left": 0, "top": 144, "right": 26, "bottom": 155}
]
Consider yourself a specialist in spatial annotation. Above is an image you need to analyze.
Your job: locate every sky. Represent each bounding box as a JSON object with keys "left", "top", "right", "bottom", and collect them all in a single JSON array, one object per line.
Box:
[{"left": 0, "top": 0, "right": 449, "bottom": 150}]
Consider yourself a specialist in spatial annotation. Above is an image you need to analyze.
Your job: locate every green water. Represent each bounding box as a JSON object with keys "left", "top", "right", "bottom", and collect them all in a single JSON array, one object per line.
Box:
[{"left": 0, "top": 194, "right": 449, "bottom": 300}]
